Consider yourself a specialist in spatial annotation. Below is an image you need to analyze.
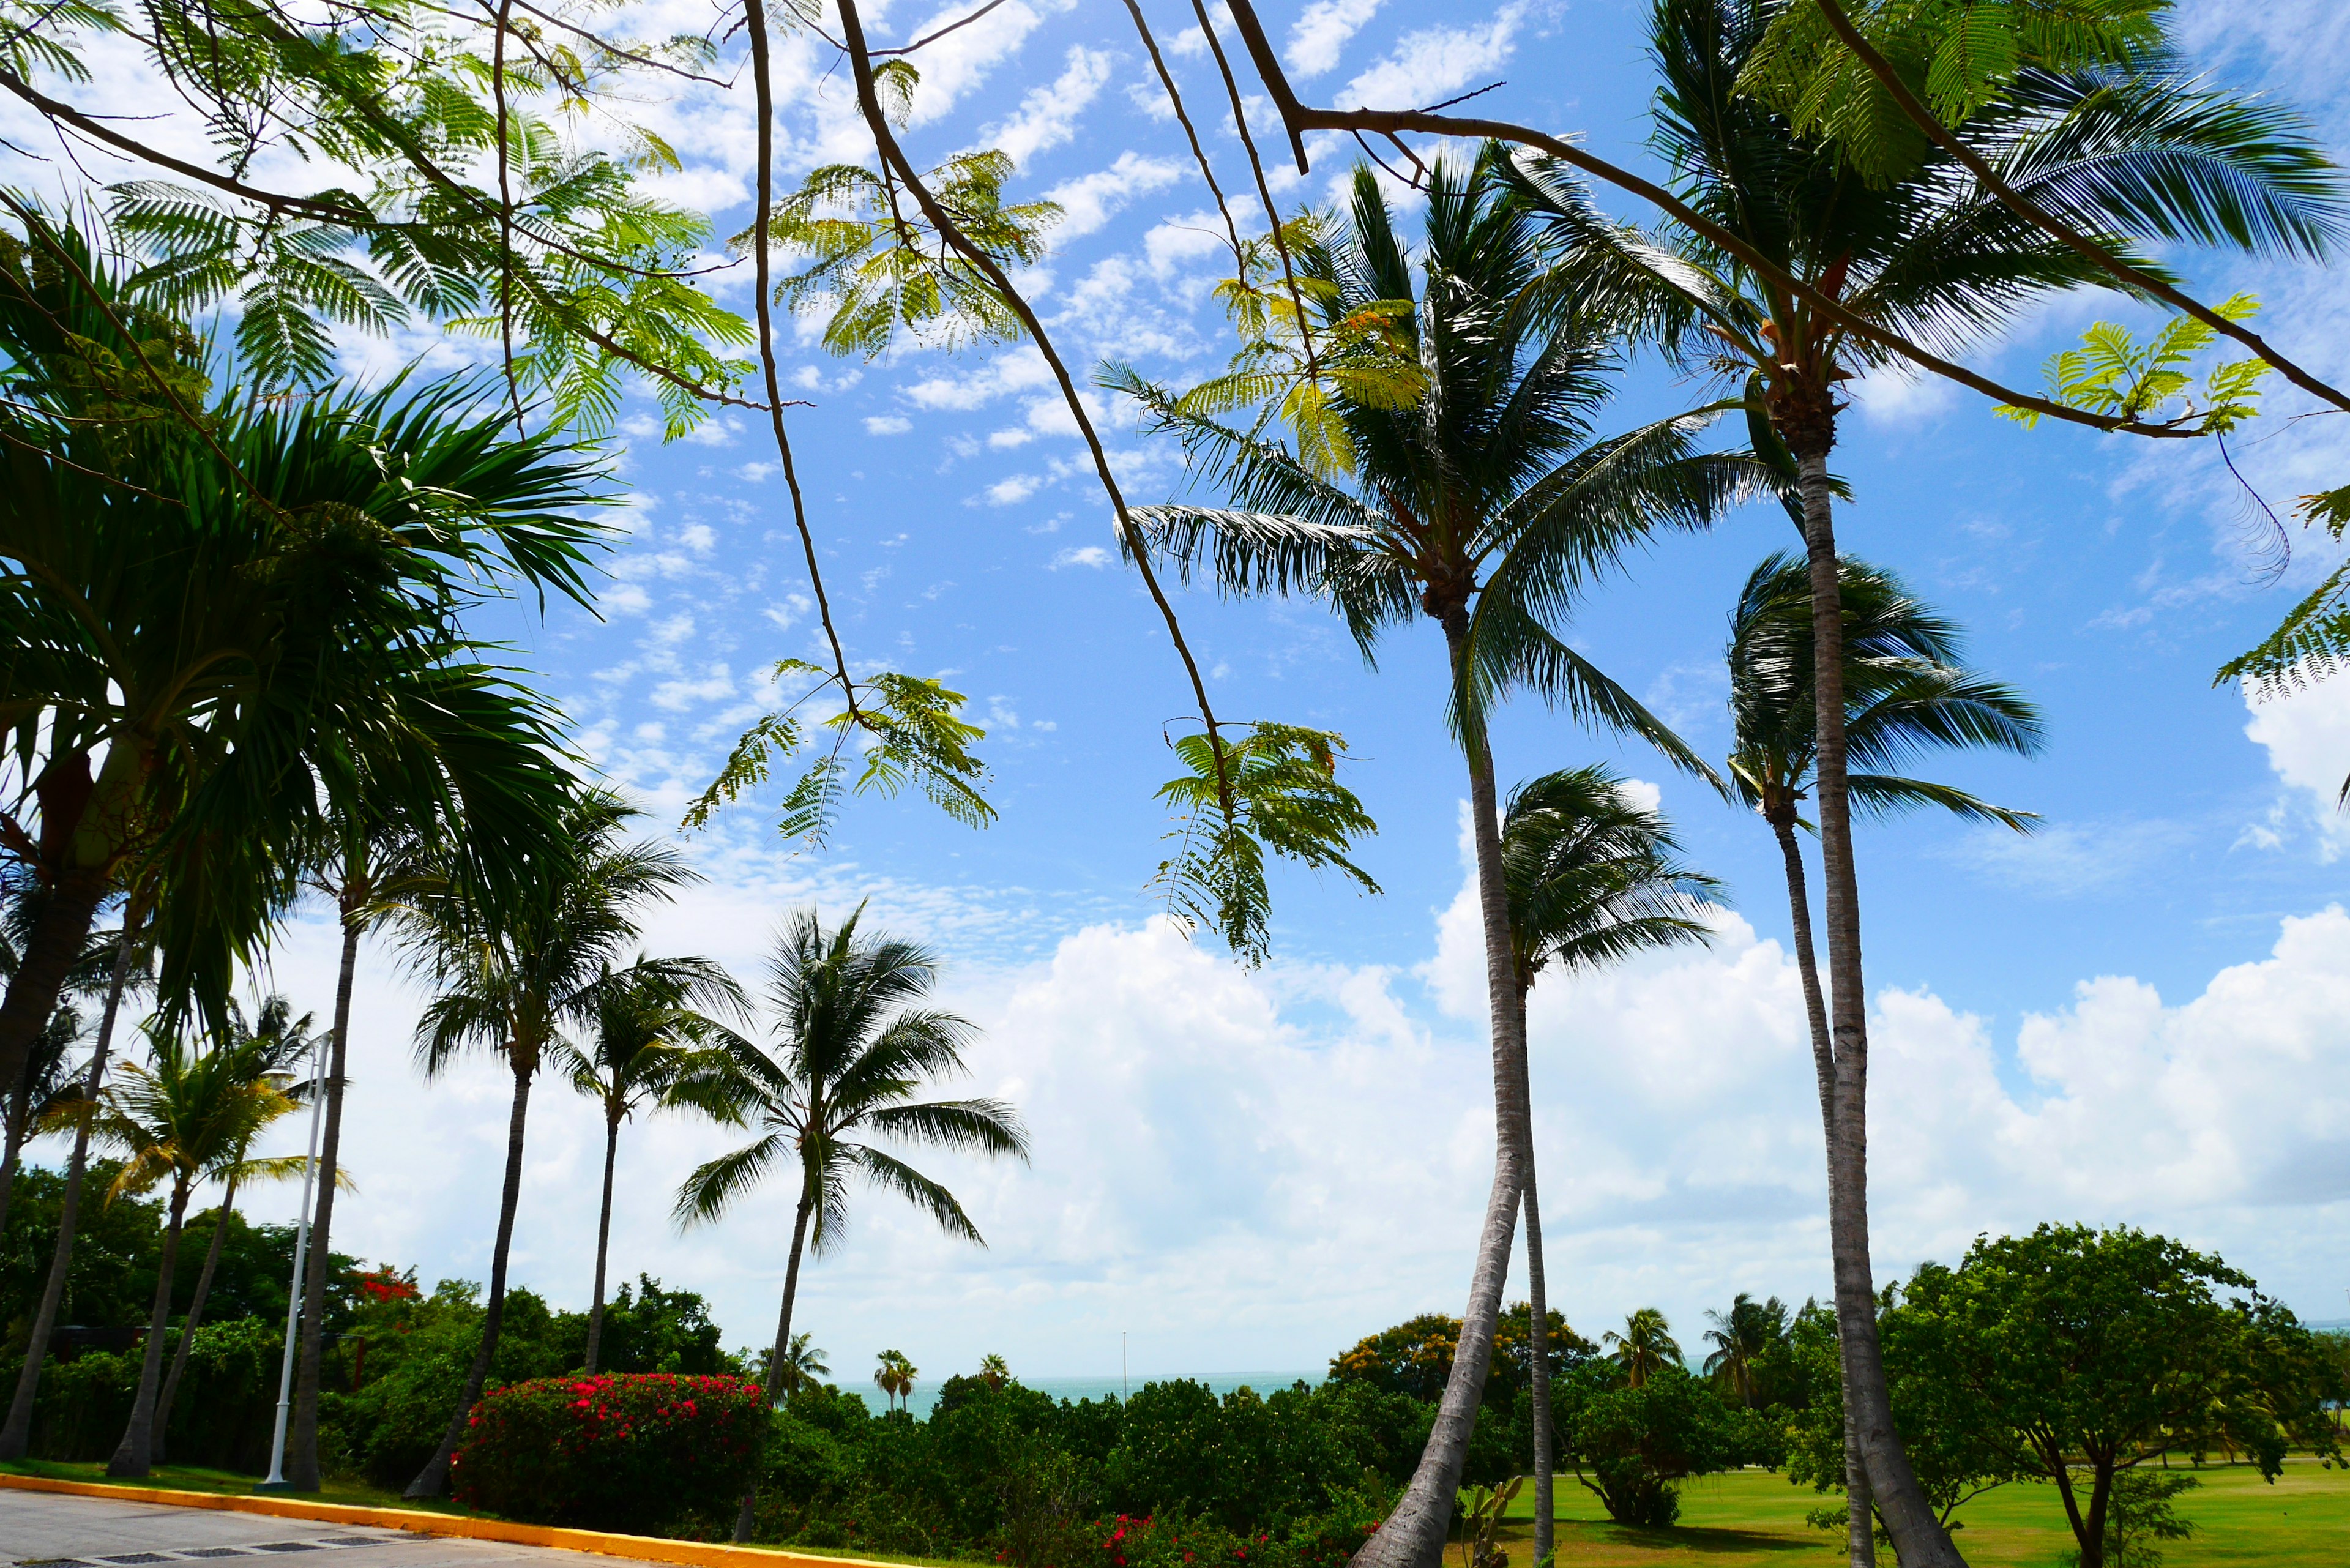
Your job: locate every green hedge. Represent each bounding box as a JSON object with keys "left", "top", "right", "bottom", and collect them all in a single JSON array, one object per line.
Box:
[{"left": 450, "top": 1373, "right": 769, "bottom": 1531}]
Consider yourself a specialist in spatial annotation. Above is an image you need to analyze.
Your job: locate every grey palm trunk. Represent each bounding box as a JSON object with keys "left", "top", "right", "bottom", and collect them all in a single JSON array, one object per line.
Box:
[
  {"left": 0, "top": 909, "right": 140, "bottom": 1460},
  {"left": 288, "top": 899, "right": 364, "bottom": 1491},
  {"left": 584, "top": 1113, "right": 621, "bottom": 1375},
  {"left": 405, "top": 1055, "right": 535, "bottom": 1498},
  {"left": 1792, "top": 452, "right": 1961, "bottom": 1568},
  {"left": 1768, "top": 815, "right": 1873, "bottom": 1568},
  {"left": 734, "top": 1190, "right": 816, "bottom": 1543},
  {"left": 152, "top": 1173, "right": 239, "bottom": 1466},
  {"left": 108, "top": 1178, "right": 193, "bottom": 1475},
  {"left": 1523, "top": 1162, "right": 1556, "bottom": 1567},
  {"left": 1352, "top": 613, "right": 1531, "bottom": 1568}
]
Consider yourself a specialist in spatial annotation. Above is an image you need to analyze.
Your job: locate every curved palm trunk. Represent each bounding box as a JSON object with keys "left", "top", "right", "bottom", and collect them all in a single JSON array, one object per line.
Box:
[
  {"left": 734, "top": 1190, "right": 816, "bottom": 1542},
  {"left": 1769, "top": 818, "right": 1873, "bottom": 1568},
  {"left": 405, "top": 1059, "right": 534, "bottom": 1499},
  {"left": 0, "top": 864, "right": 108, "bottom": 1103},
  {"left": 583, "top": 1113, "right": 621, "bottom": 1375},
  {"left": 1792, "top": 452, "right": 1961, "bottom": 1568},
  {"left": 153, "top": 1173, "right": 239, "bottom": 1466},
  {"left": 0, "top": 912, "right": 139, "bottom": 1460},
  {"left": 108, "top": 1176, "right": 192, "bottom": 1476},
  {"left": 288, "top": 905, "right": 362, "bottom": 1491},
  {"left": 0, "top": 1096, "right": 29, "bottom": 1244},
  {"left": 1352, "top": 612, "right": 1530, "bottom": 1568}
]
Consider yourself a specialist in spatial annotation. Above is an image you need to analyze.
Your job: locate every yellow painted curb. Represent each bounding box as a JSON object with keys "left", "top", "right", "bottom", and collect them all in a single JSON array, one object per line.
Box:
[{"left": 0, "top": 1473, "right": 904, "bottom": 1568}]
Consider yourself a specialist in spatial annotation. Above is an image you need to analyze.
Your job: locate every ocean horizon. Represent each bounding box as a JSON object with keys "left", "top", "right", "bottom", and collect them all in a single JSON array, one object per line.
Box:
[{"left": 847, "top": 1369, "right": 1325, "bottom": 1420}]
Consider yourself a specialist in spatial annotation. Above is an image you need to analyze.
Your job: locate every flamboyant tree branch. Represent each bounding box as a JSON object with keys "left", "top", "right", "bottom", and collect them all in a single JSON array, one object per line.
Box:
[{"left": 1121, "top": 0, "right": 1243, "bottom": 270}]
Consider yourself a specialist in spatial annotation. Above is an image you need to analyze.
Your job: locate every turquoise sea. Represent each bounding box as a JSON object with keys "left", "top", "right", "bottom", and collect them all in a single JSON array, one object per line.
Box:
[{"left": 852, "top": 1370, "right": 1324, "bottom": 1420}]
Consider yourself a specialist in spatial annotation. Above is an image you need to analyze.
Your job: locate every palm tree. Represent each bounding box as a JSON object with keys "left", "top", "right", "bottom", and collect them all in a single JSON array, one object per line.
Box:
[
  {"left": 152, "top": 996, "right": 334, "bottom": 1464},
  {"left": 1603, "top": 1309, "right": 1683, "bottom": 1389},
  {"left": 979, "top": 1353, "right": 1009, "bottom": 1392},
  {"left": 1701, "top": 1293, "right": 1789, "bottom": 1409},
  {"left": 1115, "top": 152, "right": 1770, "bottom": 1568},
  {"left": 553, "top": 960, "right": 755, "bottom": 1373},
  {"left": 79, "top": 1017, "right": 307, "bottom": 1476},
  {"left": 1499, "top": 764, "right": 1718, "bottom": 1565},
  {"left": 1504, "top": 6, "right": 2331, "bottom": 1558},
  {"left": 0, "top": 1003, "right": 86, "bottom": 1242},
  {"left": 676, "top": 905, "right": 1028, "bottom": 1539},
  {"left": 394, "top": 788, "right": 729, "bottom": 1498},
  {"left": 874, "top": 1349, "right": 917, "bottom": 1413},
  {"left": 777, "top": 1331, "right": 830, "bottom": 1395}
]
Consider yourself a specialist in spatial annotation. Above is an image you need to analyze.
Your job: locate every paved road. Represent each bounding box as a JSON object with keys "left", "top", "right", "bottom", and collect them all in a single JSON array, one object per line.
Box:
[{"left": 0, "top": 1490, "right": 619, "bottom": 1568}]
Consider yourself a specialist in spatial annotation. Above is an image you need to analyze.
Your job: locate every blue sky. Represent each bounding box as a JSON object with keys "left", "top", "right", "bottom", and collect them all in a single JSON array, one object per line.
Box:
[{"left": 10, "top": 0, "right": 2350, "bottom": 1382}]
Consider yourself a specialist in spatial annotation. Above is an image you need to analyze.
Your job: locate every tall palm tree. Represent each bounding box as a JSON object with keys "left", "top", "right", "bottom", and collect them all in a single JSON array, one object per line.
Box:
[
  {"left": 1499, "top": 764, "right": 1718, "bottom": 1565},
  {"left": 1116, "top": 152, "right": 1770, "bottom": 1568},
  {"left": 777, "top": 1331, "right": 829, "bottom": 1395},
  {"left": 394, "top": 788, "right": 729, "bottom": 1498},
  {"left": 0, "top": 1002, "right": 86, "bottom": 1242},
  {"left": 676, "top": 905, "right": 1028, "bottom": 1539},
  {"left": 78, "top": 1018, "right": 307, "bottom": 1476},
  {"left": 1603, "top": 1308, "right": 1683, "bottom": 1388},
  {"left": 1506, "top": 6, "right": 2333, "bottom": 1559},
  {"left": 1701, "top": 1292, "right": 1789, "bottom": 1409},
  {"left": 552, "top": 960, "right": 754, "bottom": 1373},
  {"left": 874, "top": 1349, "right": 917, "bottom": 1413},
  {"left": 152, "top": 995, "right": 333, "bottom": 1465}
]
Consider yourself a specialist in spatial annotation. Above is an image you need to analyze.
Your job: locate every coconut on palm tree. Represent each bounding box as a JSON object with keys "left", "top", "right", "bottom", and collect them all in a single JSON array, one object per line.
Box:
[
  {"left": 676, "top": 904, "right": 1028, "bottom": 1538},
  {"left": 1114, "top": 152, "right": 1771, "bottom": 1568},
  {"left": 395, "top": 788, "right": 736, "bottom": 1498},
  {"left": 1603, "top": 1309, "right": 1684, "bottom": 1389},
  {"left": 76, "top": 1017, "right": 310, "bottom": 1476},
  {"left": 553, "top": 960, "right": 756, "bottom": 1373},
  {"left": 1499, "top": 764, "right": 1718, "bottom": 1564},
  {"left": 1701, "top": 1292, "right": 1789, "bottom": 1409},
  {"left": 1504, "top": 6, "right": 2335, "bottom": 1559}
]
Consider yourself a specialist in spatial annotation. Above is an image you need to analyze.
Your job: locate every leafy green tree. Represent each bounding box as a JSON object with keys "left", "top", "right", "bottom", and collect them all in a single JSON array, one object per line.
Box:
[
  {"left": 676, "top": 904, "right": 1028, "bottom": 1537},
  {"left": 1881, "top": 1225, "right": 2341, "bottom": 1568},
  {"left": 1500, "top": 0, "right": 2330, "bottom": 1551},
  {"left": 393, "top": 788, "right": 731, "bottom": 1498},
  {"left": 1556, "top": 1360, "right": 1730, "bottom": 1527},
  {"left": 552, "top": 961, "right": 755, "bottom": 1373},
  {"left": 76, "top": 1016, "right": 305, "bottom": 1474},
  {"left": 1499, "top": 763, "right": 1717, "bottom": 1558},
  {"left": 1115, "top": 150, "right": 1769, "bottom": 1568}
]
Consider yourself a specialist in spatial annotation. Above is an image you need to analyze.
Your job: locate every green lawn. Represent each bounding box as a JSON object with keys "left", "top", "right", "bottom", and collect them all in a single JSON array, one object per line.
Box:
[{"left": 1498, "top": 1460, "right": 2348, "bottom": 1567}]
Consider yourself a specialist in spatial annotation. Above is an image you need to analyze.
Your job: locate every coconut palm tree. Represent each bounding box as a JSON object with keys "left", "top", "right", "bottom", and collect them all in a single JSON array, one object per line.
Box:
[
  {"left": 1504, "top": 6, "right": 2333, "bottom": 1559},
  {"left": 1499, "top": 764, "right": 1719, "bottom": 1564},
  {"left": 553, "top": 961, "right": 755, "bottom": 1373},
  {"left": 395, "top": 788, "right": 731, "bottom": 1498},
  {"left": 1701, "top": 1292, "right": 1789, "bottom": 1409},
  {"left": 0, "top": 1002, "right": 86, "bottom": 1242},
  {"left": 152, "top": 995, "right": 335, "bottom": 1464},
  {"left": 980, "top": 1353, "right": 1009, "bottom": 1391},
  {"left": 1603, "top": 1309, "right": 1683, "bottom": 1389},
  {"left": 1113, "top": 152, "right": 1772, "bottom": 1568},
  {"left": 777, "top": 1331, "right": 829, "bottom": 1395},
  {"left": 874, "top": 1349, "right": 917, "bottom": 1413},
  {"left": 77, "top": 1017, "right": 308, "bottom": 1476},
  {"left": 676, "top": 904, "right": 1028, "bottom": 1538}
]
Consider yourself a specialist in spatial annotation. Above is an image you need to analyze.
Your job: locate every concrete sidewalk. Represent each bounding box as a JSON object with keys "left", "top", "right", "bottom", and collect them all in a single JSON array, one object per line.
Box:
[{"left": 0, "top": 1488, "right": 618, "bottom": 1568}]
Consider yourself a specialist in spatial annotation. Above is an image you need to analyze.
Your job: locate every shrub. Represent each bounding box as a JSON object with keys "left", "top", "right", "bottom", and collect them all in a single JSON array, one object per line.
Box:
[
  {"left": 1558, "top": 1365, "right": 1731, "bottom": 1528},
  {"left": 451, "top": 1372, "right": 769, "bottom": 1532}
]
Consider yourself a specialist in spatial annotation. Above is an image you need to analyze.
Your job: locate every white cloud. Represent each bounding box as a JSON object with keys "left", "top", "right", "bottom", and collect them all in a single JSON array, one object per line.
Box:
[
  {"left": 1945, "top": 817, "right": 2197, "bottom": 895},
  {"left": 865, "top": 415, "right": 915, "bottom": 435},
  {"left": 1051, "top": 545, "right": 1110, "bottom": 569},
  {"left": 906, "top": 348, "right": 1056, "bottom": 411},
  {"left": 986, "top": 474, "right": 1043, "bottom": 506},
  {"left": 2244, "top": 678, "right": 2350, "bottom": 858},
  {"left": 649, "top": 663, "right": 737, "bottom": 711},
  {"left": 1044, "top": 152, "right": 1185, "bottom": 238},
  {"left": 1341, "top": 6, "right": 1523, "bottom": 113},
  {"left": 989, "top": 428, "right": 1035, "bottom": 449},
  {"left": 985, "top": 47, "right": 1114, "bottom": 166},
  {"left": 1286, "top": 0, "right": 1382, "bottom": 78}
]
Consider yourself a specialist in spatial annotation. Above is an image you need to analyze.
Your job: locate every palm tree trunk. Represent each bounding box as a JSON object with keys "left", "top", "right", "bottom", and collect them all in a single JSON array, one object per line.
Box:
[
  {"left": 152, "top": 1173, "right": 238, "bottom": 1466},
  {"left": 1524, "top": 1165, "right": 1555, "bottom": 1568},
  {"left": 0, "top": 906, "right": 140, "bottom": 1460},
  {"left": 1352, "top": 610, "right": 1530, "bottom": 1568},
  {"left": 1792, "top": 450, "right": 1962, "bottom": 1568},
  {"left": 108, "top": 1176, "right": 192, "bottom": 1476},
  {"left": 734, "top": 1190, "right": 816, "bottom": 1543},
  {"left": 1769, "top": 818, "right": 1873, "bottom": 1568},
  {"left": 0, "top": 1101, "right": 27, "bottom": 1244},
  {"left": 405, "top": 1058, "right": 534, "bottom": 1499},
  {"left": 0, "top": 862, "right": 108, "bottom": 1104},
  {"left": 583, "top": 1113, "right": 620, "bottom": 1375},
  {"left": 288, "top": 902, "right": 362, "bottom": 1491}
]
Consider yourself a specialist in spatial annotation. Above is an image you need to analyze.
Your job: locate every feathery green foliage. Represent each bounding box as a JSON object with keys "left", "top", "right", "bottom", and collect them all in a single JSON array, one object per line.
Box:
[
  {"left": 1997, "top": 293, "right": 2272, "bottom": 432},
  {"left": 1499, "top": 764, "right": 1720, "bottom": 992}
]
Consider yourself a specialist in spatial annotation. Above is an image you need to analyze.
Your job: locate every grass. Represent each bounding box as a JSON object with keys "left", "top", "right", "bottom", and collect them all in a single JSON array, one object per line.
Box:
[
  {"left": 0, "top": 1457, "right": 468, "bottom": 1514},
  {"left": 1494, "top": 1459, "right": 2349, "bottom": 1567}
]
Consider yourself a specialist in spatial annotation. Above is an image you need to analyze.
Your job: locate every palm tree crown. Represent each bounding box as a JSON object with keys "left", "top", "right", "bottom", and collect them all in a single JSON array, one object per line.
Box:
[
  {"left": 1603, "top": 1308, "right": 1685, "bottom": 1388},
  {"left": 1701, "top": 1291, "right": 1789, "bottom": 1408}
]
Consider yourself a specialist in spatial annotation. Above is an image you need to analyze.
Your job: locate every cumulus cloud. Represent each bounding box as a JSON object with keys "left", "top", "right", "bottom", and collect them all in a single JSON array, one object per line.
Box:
[
  {"left": 1045, "top": 152, "right": 1186, "bottom": 238},
  {"left": 906, "top": 348, "right": 1057, "bottom": 411},
  {"left": 2244, "top": 678, "right": 2350, "bottom": 858},
  {"left": 987, "top": 47, "right": 1116, "bottom": 166},
  {"left": 1342, "top": 6, "right": 1523, "bottom": 113},
  {"left": 865, "top": 414, "right": 914, "bottom": 435},
  {"left": 1287, "top": 0, "right": 1382, "bottom": 78},
  {"left": 1051, "top": 545, "right": 1110, "bottom": 569}
]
